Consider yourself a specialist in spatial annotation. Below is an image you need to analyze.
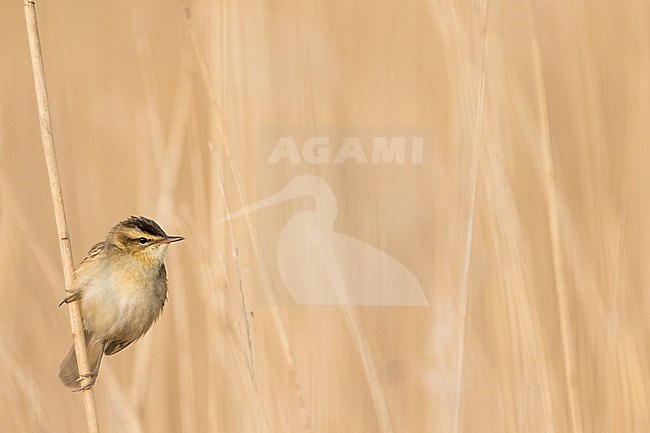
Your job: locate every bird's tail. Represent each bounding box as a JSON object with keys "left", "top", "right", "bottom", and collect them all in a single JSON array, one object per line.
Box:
[{"left": 57, "top": 331, "right": 104, "bottom": 388}]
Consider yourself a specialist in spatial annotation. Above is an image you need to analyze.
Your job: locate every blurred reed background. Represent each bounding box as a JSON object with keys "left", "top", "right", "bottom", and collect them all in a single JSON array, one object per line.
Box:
[{"left": 0, "top": 0, "right": 649, "bottom": 432}]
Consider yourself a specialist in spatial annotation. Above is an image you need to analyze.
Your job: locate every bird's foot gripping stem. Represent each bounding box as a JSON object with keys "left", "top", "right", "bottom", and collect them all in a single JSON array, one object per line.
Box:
[
  {"left": 58, "top": 292, "right": 81, "bottom": 307},
  {"left": 73, "top": 371, "right": 98, "bottom": 392}
]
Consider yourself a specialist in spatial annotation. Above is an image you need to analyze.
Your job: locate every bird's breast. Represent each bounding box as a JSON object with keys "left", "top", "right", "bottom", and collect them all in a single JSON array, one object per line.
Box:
[{"left": 77, "top": 257, "right": 166, "bottom": 342}]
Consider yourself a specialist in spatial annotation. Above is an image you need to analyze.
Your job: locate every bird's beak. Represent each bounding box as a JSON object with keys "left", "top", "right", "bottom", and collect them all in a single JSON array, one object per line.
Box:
[{"left": 160, "top": 235, "right": 185, "bottom": 244}]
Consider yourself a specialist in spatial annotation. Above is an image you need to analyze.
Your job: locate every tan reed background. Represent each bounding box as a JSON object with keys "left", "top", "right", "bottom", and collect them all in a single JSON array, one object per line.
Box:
[{"left": 0, "top": 0, "right": 649, "bottom": 432}]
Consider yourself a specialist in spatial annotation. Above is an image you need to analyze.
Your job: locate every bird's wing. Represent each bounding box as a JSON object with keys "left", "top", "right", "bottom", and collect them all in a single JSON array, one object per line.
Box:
[
  {"left": 77, "top": 241, "right": 106, "bottom": 268},
  {"left": 159, "top": 264, "right": 169, "bottom": 306},
  {"left": 103, "top": 339, "right": 134, "bottom": 356},
  {"left": 61, "top": 242, "right": 106, "bottom": 305}
]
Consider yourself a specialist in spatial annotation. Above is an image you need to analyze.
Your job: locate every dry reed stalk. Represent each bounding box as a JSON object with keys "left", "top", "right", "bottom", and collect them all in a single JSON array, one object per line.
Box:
[
  {"left": 481, "top": 142, "right": 555, "bottom": 433},
  {"left": 306, "top": 229, "right": 394, "bottom": 432},
  {"left": 0, "top": 331, "right": 57, "bottom": 432},
  {"left": 209, "top": 143, "right": 256, "bottom": 383},
  {"left": 103, "top": 376, "right": 145, "bottom": 433},
  {"left": 184, "top": 5, "right": 263, "bottom": 260},
  {"left": 426, "top": 2, "right": 491, "bottom": 430},
  {"left": 156, "top": 45, "right": 195, "bottom": 216},
  {"left": 188, "top": 4, "right": 311, "bottom": 429},
  {"left": 185, "top": 150, "right": 222, "bottom": 432},
  {"left": 22, "top": 1, "right": 100, "bottom": 432},
  {"left": 168, "top": 265, "right": 195, "bottom": 433},
  {"left": 210, "top": 147, "right": 257, "bottom": 382},
  {"left": 289, "top": 5, "right": 395, "bottom": 427},
  {"left": 128, "top": 0, "right": 166, "bottom": 171},
  {"left": 210, "top": 144, "right": 273, "bottom": 433},
  {"left": 207, "top": 137, "right": 310, "bottom": 431},
  {"left": 452, "top": 8, "right": 488, "bottom": 433},
  {"left": 1, "top": 183, "right": 60, "bottom": 289},
  {"left": 339, "top": 306, "right": 395, "bottom": 433},
  {"left": 186, "top": 147, "right": 261, "bottom": 432},
  {"left": 604, "top": 215, "right": 625, "bottom": 433},
  {"left": 531, "top": 18, "right": 583, "bottom": 433}
]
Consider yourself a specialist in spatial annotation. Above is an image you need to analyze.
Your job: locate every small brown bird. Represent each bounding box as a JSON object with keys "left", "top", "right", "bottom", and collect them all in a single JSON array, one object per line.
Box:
[{"left": 58, "top": 216, "right": 184, "bottom": 391}]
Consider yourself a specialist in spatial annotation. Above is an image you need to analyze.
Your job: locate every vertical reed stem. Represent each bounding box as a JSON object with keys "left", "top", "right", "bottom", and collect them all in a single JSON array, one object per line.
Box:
[
  {"left": 23, "top": 2, "right": 100, "bottom": 432},
  {"left": 531, "top": 25, "right": 583, "bottom": 433},
  {"left": 453, "top": 8, "right": 489, "bottom": 433}
]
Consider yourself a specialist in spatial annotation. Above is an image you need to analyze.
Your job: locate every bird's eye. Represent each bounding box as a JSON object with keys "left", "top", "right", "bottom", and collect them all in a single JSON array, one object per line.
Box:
[{"left": 138, "top": 237, "right": 148, "bottom": 245}]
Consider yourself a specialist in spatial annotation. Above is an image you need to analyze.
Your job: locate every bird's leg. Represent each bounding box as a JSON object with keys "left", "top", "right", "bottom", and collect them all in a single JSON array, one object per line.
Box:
[{"left": 58, "top": 291, "right": 81, "bottom": 307}]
